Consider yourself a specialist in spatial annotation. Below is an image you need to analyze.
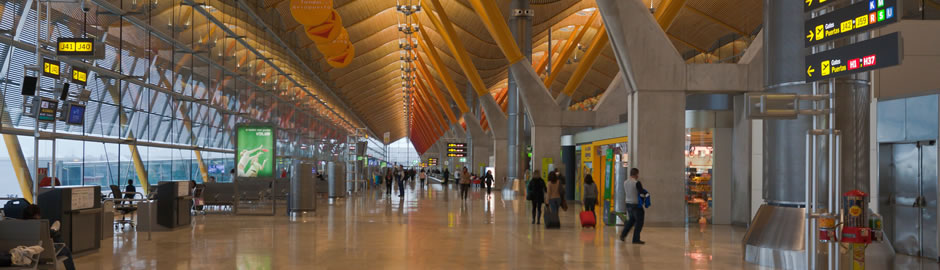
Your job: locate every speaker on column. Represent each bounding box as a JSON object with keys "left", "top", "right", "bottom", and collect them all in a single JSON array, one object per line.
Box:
[
  {"left": 59, "top": 83, "right": 71, "bottom": 100},
  {"left": 21, "top": 76, "right": 37, "bottom": 96}
]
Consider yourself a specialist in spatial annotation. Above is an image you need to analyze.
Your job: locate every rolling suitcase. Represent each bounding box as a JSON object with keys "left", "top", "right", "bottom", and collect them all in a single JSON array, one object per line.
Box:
[
  {"left": 544, "top": 205, "right": 560, "bottom": 229},
  {"left": 580, "top": 211, "right": 596, "bottom": 228}
]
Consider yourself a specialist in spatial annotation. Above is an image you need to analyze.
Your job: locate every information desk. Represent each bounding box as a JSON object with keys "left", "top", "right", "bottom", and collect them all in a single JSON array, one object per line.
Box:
[
  {"left": 37, "top": 185, "right": 102, "bottom": 255},
  {"left": 157, "top": 181, "right": 192, "bottom": 228}
]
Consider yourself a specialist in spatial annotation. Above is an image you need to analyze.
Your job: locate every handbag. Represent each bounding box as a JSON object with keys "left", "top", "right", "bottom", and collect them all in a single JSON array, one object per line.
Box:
[{"left": 559, "top": 186, "right": 568, "bottom": 211}]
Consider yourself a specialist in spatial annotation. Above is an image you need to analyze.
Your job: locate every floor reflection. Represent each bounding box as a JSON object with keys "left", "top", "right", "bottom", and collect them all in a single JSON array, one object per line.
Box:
[{"left": 73, "top": 181, "right": 937, "bottom": 269}]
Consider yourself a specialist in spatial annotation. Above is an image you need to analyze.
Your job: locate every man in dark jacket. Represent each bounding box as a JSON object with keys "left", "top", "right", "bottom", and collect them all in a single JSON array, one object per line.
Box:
[
  {"left": 526, "top": 170, "right": 547, "bottom": 224},
  {"left": 443, "top": 168, "right": 450, "bottom": 185}
]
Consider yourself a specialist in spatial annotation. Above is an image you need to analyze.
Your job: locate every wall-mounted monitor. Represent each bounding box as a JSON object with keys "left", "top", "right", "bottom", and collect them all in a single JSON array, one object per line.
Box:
[
  {"left": 65, "top": 103, "right": 85, "bottom": 125},
  {"left": 37, "top": 98, "right": 58, "bottom": 122}
]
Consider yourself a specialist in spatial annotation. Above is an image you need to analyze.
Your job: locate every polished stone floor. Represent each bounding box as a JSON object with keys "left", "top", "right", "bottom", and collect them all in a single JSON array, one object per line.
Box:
[{"left": 75, "top": 181, "right": 933, "bottom": 269}]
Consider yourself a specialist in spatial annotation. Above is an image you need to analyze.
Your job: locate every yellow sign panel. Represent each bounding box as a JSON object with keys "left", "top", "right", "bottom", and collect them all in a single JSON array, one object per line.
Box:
[
  {"left": 814, "top": 25, "right": 825, "bottom": 41},
  {"left": 72, "top": 69, "right": 87, "bottom": 82},
  {"left": 44, "top": 62, "right": 59, "bottom": 76},
  {"left": 820, "top": 60, "right": 831, "bottom": 76},
  {"left": 840, "top": 20, "right": 854, "bottom": 32},
  {"left": 56, "top": 38, "right": 96, "bottom": 56},
  {"left": 854, "top": 15, "right": 869, "bottom": 28},
  {"left": 58, "top": 41, "right": 92, "bottom": 52}
]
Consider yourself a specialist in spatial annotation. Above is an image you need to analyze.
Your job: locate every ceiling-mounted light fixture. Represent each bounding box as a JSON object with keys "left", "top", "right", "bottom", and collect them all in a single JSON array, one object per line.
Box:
[
  {"left": 397, "top": 24, "right": 420, "bottom": 35},
  {"left": 396, "top": 4, "right": 422, "bottom": 16}
]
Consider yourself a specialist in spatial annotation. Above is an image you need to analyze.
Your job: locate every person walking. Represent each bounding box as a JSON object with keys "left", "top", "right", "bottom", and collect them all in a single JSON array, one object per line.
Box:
[
  {"left": 443, "top": 168, "right": 450, "bottom": 185},
  {"left": 484, "top": 170, "right": 494, "bottom": 194},
  {"left": 385, "top": 168, "right": 394, "bottom": 196},
  {"left": 582, "top": 174, "right": 598, "bottom": 219},
  {"left": 419, "top": 169, "right": 427, "bottom": 185},
  {"left": 546, "top": 173, "right": 563, "bottom": 214},
  {"left": 397, "top": 165, "right": 406, "bottom": 198},
  {"left": 526, "top": 171, "right": 546, "bottom": 224},
  {"left": 459, "top": 167, "right": 471, "bottom": 200},
  {"left": 620, "top": 168, "right": 648, "bottom": 244}
]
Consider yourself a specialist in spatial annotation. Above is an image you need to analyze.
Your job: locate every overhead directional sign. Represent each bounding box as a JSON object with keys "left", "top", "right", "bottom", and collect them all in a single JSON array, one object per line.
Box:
[
  {"left": 71, "top": 67, "right": 88, "bottom": 86},
  {"left": 447, "top": 147, "right": 467, "bottom": 153},
  {"left": 805, "top": 32, "right": 900, "bottom": 82},
  {"left": 42, "top": 58, "right": 60, "bottom": 79},
  {"left": 805, "top": 0, "right": 897, "bottom": 47},
  {"left": 804, "top": 0, "right": 836, "bottom": 12},
  {"left": 56, "top": 38, "right": 95, "bottom": 56}
]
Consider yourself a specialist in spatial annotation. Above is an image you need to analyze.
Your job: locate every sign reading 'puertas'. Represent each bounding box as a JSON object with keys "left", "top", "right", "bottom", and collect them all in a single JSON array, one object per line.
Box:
[
  {"left": 804, "top": 0, "right": 897, "bottom": 47},
  {"left": 236, "top": 125, "right": 276, "bottom": 178},
  {"left": 804, "top": 32, "right": 900, "bottom": 82}
]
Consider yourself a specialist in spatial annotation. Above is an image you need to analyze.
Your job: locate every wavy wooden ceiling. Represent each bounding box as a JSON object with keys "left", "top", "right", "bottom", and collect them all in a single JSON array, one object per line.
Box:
[{"left": 253, "top": 0, "right": 762, "bottom": 143}]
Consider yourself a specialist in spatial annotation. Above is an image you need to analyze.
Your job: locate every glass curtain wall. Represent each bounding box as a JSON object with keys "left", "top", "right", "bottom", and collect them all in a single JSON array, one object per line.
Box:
[
  {"left": 387, "top": 138, "right": 419, "bottom": 167},
  {"left": 0, "top": 0, "right": 351, "bottom": 197}
]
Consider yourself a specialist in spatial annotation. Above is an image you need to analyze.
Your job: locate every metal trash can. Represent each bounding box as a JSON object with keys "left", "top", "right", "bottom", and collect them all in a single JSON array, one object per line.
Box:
[
  {"left": 289, "top": 161, "right": 317, "bottom": 214},
  {"left": 327, "top": 162, "right": 347, "bottom": 198}
]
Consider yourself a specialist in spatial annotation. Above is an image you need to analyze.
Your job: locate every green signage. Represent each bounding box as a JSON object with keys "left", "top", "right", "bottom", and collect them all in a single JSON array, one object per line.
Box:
[{"left": 236, "top": 125, "right": 275, "bottom": 178}]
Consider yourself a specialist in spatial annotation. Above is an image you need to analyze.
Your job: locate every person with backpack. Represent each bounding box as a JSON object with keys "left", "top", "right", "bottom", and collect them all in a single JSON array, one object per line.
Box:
[
  {"left": 620, "top": 168, "right": 649, "bottom": 244},
  {"left": 526, "top": 170, "right": 547, "bottom": 224}
]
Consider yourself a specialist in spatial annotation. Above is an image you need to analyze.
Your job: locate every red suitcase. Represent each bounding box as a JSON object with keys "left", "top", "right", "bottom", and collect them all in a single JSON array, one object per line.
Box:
[{"left": 580, "top": 211, "right": 596, "bottom": 228}]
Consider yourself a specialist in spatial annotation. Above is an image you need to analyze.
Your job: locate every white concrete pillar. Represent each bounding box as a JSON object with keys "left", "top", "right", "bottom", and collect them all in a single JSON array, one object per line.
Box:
[{"left": 634, "top": 91, "right": 686, "bottom": 226}]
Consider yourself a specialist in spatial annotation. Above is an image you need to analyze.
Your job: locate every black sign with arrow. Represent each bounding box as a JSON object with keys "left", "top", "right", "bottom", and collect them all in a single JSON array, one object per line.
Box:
[
  {"left": 805, "top": 0, "right": 837, "bottom": 12},
  {"left": 805, "top": 32, "right": 900, "bottom": 82},
  {"left": 804, "top": 0, "right": 898, "bottom": 47}
]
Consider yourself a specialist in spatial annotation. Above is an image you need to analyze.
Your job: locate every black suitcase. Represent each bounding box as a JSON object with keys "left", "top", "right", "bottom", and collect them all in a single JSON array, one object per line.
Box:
[{"left": 544, "top": 205, "right": 560, "bottom": 229}]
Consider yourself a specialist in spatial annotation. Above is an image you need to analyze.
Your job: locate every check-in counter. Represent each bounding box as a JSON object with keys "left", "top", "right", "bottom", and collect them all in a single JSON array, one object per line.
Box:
[
  {"left": 157, "top": 181, "right": 192, "bottom": 228},
  {"left": 37, "top": 185, "right": 102, "bottom": 255}
]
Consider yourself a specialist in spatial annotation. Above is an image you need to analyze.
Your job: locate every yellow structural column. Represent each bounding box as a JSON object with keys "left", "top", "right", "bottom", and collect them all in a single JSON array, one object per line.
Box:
[
  {"left": 544, "top": 12, "right": 597, "bottom": 87},
  {"left": 3, "top": 134, "right": 33, "bottom": 203},
  {"left": 414, "top": 80, "right": 446, "bottom": 136},
  {"left": 416, "top": 21, "right": 469, "bottom": 114},
  {"left": 411, "top": 39, "right": 459, "bottom": 125},
  {"left": 465, "top": 0, "right": 525, "bottom": 64},
  {"left": 422, "top": 0, "right": 496, "bottom": 97},
  {"left": 415, "top": 74, "right": 451, "bottom": 130},
  {"left": 560, "top": 25, "right": 608, "bottom": 97},
  {"left": 416, "top": 62, "right": 458, "bottom": 125}
]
